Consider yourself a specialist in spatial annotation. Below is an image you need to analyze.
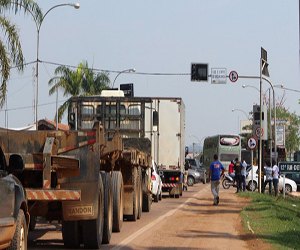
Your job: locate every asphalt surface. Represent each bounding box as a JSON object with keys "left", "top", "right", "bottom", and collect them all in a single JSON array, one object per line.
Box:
[{"left": 28, "top": 183, "right": 275, "bottom": 250}]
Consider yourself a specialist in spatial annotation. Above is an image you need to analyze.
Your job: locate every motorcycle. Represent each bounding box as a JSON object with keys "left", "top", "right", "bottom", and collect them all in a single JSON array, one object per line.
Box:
[
  {"left": 222, "top": 165, "right": 252, "bottom": 189},
  {"left": 222, "top": 173, "right": 236, "bottom": 189}
]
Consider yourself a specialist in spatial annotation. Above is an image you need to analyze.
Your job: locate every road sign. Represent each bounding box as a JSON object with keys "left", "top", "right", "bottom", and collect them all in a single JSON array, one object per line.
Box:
[
  {"left": 278, "top": 162, "right": 300, "bottom": 173},
  {"left": 229, "top": 71, "right": 238, "bottom": 82},
  {"left": 248, "top": 137, "right": 257, "bottom": 150},
  {"left": 211, "top": 68, "right": 227, "bottom": 84},
  {"left": 255, "top": 127, "right": 264, "bottom": 138}
]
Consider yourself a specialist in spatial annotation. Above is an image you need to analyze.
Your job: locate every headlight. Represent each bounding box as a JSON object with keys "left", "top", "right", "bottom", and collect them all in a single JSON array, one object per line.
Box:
[{"left": 195, "top": 172, "right": 200, "bottom": 176}]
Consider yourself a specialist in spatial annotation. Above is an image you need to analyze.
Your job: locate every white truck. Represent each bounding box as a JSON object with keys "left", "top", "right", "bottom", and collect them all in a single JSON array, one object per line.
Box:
[{"left": 144, "top": 98, "right": 185, "bottom": 198}]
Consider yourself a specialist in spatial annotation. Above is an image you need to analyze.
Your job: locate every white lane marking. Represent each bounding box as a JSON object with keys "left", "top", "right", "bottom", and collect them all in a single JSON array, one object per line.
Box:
[{"left": 112, "top": 186, "right": 209, "bottom": 250}]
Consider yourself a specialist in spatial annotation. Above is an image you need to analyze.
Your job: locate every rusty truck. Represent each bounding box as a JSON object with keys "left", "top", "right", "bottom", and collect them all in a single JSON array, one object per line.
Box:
[{"left": 0, "top": 92, "right": 153, "bottom": 248}]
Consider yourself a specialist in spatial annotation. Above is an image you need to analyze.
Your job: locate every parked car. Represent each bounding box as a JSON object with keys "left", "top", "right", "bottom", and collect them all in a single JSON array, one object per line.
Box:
[
  {"left": 185, "top": 158, "right": 206, "bottom": 184},
  {"left": 0, "top": 164, "right": 29, "bottom": 250},
  {"left": 246, "top": 166, "right": 297, "bottom": 193},
  {"left": 151, "top": 160, "right": 162, "bottom": 202},
  {"left": 285, "top": 172, "right": 300, "bottom": 191}
]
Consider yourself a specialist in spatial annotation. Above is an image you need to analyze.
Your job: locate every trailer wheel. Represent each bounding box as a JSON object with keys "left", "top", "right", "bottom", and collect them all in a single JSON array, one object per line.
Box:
[
  {"left": 29, "top": 215, "right": 37, "bottom": 231},
  {"left": 112, "top": 171, "right": 123, "bottom": 232},
  {"left": 142, "top": 193, "right": 151, "bottom": 212},
  {"left": 100, "top": 171, "right": 113, "bottom": 244},
  {"left": 137, "top": 167, "right": 142, "bottom": 219},
  {"left": 8, "top": 209, "right": 27, "bottom": 250},
  {"left": 82, "top": 174, "right": 104, "bottom": 249},
  {"left": 62, "top": 220, "right": 80, "bottom": 248},
  {"left": 127, "top": 167, "right": 138, "bottom": 221}
]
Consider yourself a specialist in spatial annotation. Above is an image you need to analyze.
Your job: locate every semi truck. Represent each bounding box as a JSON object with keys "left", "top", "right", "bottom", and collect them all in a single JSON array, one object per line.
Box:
[
  {"left": 0, "top": 92, "right": 153, "bottom": 249},
  {"left": 145, "top": 98, "right": 185, "bottom": 198}
]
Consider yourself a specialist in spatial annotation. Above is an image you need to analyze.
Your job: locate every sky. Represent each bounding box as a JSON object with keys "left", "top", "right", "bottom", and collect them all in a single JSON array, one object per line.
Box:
[{"left": 1, "top": 0, "right": 300, "bottom": 147}]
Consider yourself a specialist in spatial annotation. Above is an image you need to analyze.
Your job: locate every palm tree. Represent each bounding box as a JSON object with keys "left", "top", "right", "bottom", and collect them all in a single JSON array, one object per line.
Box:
[
  {"left": 48, "top": 61, "right": 110, "bottom": 122},
  {"left": 0, "top": 0, "right": 42, "bottom": 106}
]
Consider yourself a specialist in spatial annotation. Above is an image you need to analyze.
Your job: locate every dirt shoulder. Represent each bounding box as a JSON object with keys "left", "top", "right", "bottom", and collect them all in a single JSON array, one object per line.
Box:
[{"left": 203, "top": 185, "right": 271, "bottom": 250}]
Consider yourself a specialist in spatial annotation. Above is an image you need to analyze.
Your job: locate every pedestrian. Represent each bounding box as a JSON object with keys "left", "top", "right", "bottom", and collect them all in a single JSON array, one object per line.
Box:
[
  {"left": 209, "top": 154, "right": 225, "bottom": 205},
  {"left": 228, "top": 160, "right": 235, "bottom": 178},
  {"left": 272, "top": 159, "right": 280, "bottom": 196},
  {"left": 262, "top": 160, "right": 273, "bottom": 194},
  {"left": 234, "top": 158, "right": 242, "bottom": 193},
  {"left": 183, "top": 160, "right": 190, "bottom": 191},
  {"left": 241, "top": 159, "right": 247, "bottom": 192}
]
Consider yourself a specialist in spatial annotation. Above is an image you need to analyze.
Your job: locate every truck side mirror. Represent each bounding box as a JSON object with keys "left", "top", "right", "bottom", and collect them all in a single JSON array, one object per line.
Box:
[
  {"left": 8, "top": 154, "right": 24, "bottom": 174},
  {"left": 153, "top": 111, "right": 159, "bottom": 132},
  {"left": 68, "top": 112, "right": 76, "bottom": 129}
]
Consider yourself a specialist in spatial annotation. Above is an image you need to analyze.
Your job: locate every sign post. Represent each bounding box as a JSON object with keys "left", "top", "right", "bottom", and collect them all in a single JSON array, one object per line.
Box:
[{"left": 248, "top": 137, "right": 257, "bottom": 192}]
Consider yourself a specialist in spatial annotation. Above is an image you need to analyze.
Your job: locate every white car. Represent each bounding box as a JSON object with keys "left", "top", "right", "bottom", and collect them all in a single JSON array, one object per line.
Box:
[
  {"left": 151, "top": 160, "right": 162, "bottom": 202},
  {"left": 246, "top": 166, "right": 297, "bottom": 193}
]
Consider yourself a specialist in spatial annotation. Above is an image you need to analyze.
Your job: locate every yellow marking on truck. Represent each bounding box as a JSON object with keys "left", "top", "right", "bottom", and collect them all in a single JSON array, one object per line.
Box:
[{"left": 66, "top": 205, "right": 94, "bottom": 216}]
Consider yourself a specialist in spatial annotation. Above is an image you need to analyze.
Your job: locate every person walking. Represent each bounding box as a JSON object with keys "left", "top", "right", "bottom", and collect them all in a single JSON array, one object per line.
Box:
[
  {"left": 272, "top": 160, "right": 280, "bottom": 196},
  {"left": 228, "top": 160, "right": 235, "bottom": 180},
  {"left": 241, "top": 159, "right": 247, "bottom": 192},
  {"left": 234, "top": 158, "right": 242, "bottom": 193},
  {"left": 209, "top": 154, "right": 225, "bottom": 205},
  {"left": 262, "top": 160, "right": 273, "bottom": 194}
]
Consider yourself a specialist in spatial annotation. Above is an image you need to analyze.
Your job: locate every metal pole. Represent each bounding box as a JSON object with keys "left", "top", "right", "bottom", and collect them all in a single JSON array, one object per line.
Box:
[
  {"left": 269, "top": 88, "right": 272, "bottom": 162},
  {"left": 251, "top": 150, "right": 254, "bottom": 192},
  {"left": 259, "top": 59, "right": 263, "bottom": 193},
  {"left": 35, "top": 3, "right": 80, "bottom": 129},
  {"left": 56, "top": 86, "right": 58, "bottom": 130}
]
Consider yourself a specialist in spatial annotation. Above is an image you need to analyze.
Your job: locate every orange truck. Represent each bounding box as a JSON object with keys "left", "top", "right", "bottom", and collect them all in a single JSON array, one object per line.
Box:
[{"left": 0, "top": 93, "right": 153, "bottom": 248}]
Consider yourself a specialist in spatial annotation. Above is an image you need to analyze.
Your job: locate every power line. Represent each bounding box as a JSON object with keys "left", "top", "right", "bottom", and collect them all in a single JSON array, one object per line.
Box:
[{"left": 40, "top": 60, "right": 190, "bottom": 76}]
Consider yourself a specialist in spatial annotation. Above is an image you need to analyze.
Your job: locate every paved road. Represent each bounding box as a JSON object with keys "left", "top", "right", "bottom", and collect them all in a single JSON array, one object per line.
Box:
[{"left": 28, "top": 183, "right": 268, "bottom": 250}]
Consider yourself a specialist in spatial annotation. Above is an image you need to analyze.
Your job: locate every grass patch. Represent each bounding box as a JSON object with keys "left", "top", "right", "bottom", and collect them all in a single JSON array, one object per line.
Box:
[{"left": 240, "top": 192, "right": 300, "bottom": 250}]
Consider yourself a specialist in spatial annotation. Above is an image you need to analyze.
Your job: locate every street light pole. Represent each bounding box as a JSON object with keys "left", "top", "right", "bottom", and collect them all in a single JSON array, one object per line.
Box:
[
  {"left": 34, "top": 3, "right": 80, "bottom": 128},
  {"left": 111, "top": 68, "right": 136, "bottom": 89},
  {"left": 231, "top": 108, "right": 249, "bottom": 120}
]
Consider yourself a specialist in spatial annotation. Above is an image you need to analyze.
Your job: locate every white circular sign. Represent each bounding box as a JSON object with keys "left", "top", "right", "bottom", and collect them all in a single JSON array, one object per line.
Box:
[
  {"left": 229, "top": 71, "right": 238, "bottom": 82},
  {"left": 248, "top": 137, "right": 257, "bottom": 150},
  {"left": 255, "top": 127, "right": 264, "bottom": 138}
]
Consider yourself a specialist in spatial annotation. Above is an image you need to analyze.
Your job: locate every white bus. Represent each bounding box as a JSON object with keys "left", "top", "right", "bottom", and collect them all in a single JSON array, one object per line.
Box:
[{"left": 202, "top": 134, "right": 241, "bottom": 181}]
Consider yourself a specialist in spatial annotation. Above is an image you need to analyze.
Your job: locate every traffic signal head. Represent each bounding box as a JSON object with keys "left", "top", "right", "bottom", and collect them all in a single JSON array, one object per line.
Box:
[{"left": 191, "top": 63, "right": 208, "bottom": 81}]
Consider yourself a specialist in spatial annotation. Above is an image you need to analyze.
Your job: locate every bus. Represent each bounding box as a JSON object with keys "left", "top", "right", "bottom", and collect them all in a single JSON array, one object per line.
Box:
[{"left": 202, "top": 134, "right": 241, "bottom": 181}]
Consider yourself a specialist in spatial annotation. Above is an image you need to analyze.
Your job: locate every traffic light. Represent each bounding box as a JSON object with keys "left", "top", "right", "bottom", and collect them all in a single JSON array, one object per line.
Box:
[{"left": 191, "top": 63, "right": 208, "bottom": 81}]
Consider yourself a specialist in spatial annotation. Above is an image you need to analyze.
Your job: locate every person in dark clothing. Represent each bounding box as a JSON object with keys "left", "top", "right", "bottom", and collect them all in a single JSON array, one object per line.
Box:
[{"left": 234, "top": 158, "right": 242, "bottom": 193}]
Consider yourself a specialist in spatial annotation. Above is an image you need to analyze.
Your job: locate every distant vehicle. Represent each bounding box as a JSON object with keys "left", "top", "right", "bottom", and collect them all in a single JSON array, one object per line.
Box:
[
  {"left": 187, "top": 168, "right": 201, "bottom": 186},
  {"left": 151, "top": 161, "right": 162, "bottom": 202},
  {"left": 246, "top": 166, "right": 297, "bottom": 193},
  {"left": 185, "top": 158, "right": 206, "bottom": 184},
  {"left": 152, "top": 98, "right": 185, "bottom": 198},
  {"left": 202, "top": 134, "right": 241, "bottom": 182},
  {"left": 285, "top": 172, "right": 300, "bottom": 191},
  {"left": 0, "top": 166, "right": 29, "bottom": 250}
]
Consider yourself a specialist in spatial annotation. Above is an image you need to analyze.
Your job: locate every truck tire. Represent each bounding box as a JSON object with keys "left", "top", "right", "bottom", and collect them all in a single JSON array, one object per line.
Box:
[
  {"left": 82, "top": 174, "right": 104, "bottom": 249},
  {"left": 7, "top": 209, "right": 27, "bottom": 250},
  {"left": 62, "top": 220, "right": 80, "bottom": 248},
  {"left": 137, "top": 167, "right": 142, "bottom": 219},
  {"left": 127, "top": 167, "right": 138, "bottom": 221},
  {"left": 142, "top": 193, "right": 151, "bottom": 212},
  {"left": 29, "top": 215, "right": 36, "bottom": 231},
  {"left": 112, "top": 171, "right": 123, "bottom": 232},
  {"left": 100, "top": 171, "right": 113, "bottom": 244}
]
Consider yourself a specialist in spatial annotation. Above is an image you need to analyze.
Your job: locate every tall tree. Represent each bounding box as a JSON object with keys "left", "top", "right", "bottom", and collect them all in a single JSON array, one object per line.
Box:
[
  {"left": 48, "top": 61, "right": 110, "bottom": 122},
  {"left": 0, "top": 0, "right": 42, "bottom": 106}
]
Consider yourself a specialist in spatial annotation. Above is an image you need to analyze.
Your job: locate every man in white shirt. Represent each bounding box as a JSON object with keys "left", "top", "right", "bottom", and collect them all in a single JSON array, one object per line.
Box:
[{"left": 272, "top": 160, "right": 280, "bottom": 196}]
